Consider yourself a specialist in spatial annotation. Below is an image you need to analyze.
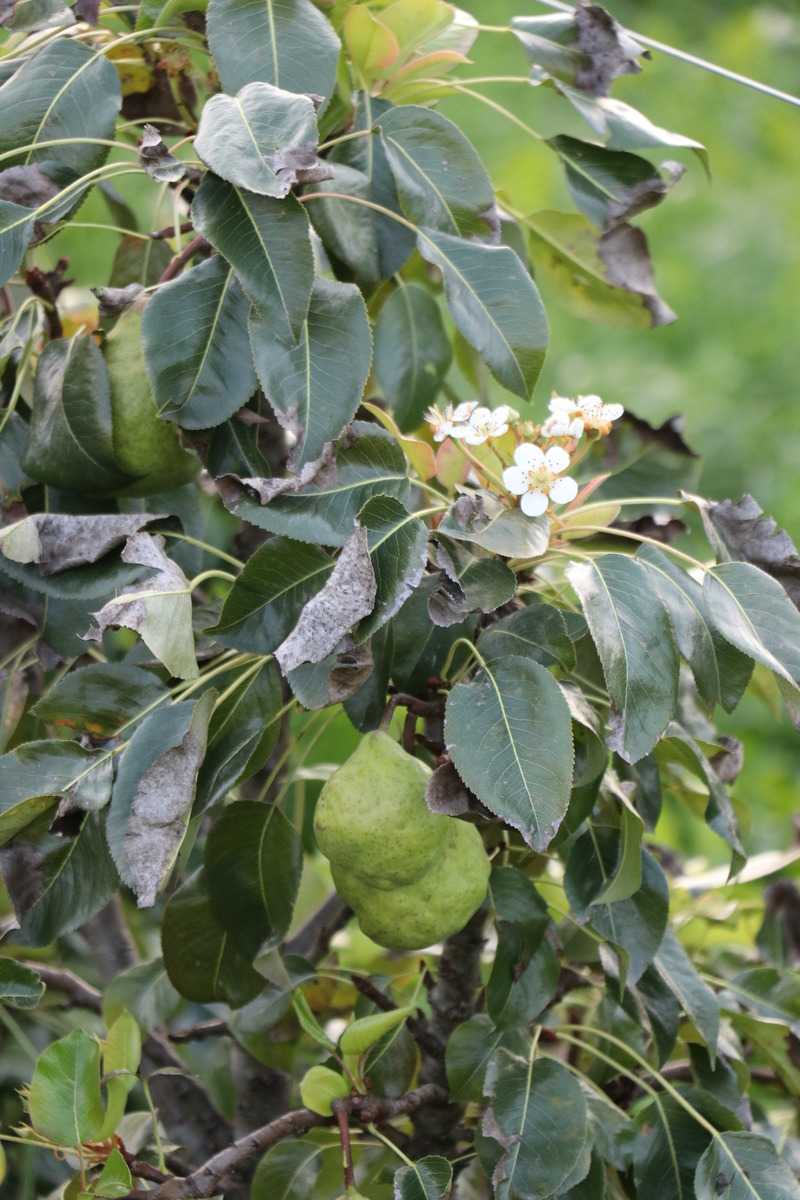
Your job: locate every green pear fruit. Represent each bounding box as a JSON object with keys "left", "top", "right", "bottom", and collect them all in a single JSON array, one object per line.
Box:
[
  {"left": 332, "top": 819, "right": 489, "bottom": 951},
  {"left": 314, "top": 731, "right": 447, "bottom": 888},
  {"left": 105, "top": 309, "right": 199, "bottom": 497}
]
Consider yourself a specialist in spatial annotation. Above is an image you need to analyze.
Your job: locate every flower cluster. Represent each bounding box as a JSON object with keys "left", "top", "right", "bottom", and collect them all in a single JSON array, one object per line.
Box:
[{"left": 424, "top": 392, "right": 624, "bottom": 518}]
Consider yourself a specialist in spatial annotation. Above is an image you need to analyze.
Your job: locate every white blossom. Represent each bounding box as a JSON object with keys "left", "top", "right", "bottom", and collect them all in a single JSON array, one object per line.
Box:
[
  {"left": 541, "top": 393, "right": 625, "bottom": 439},
  {"left": 460, "top": 404, "right": 518, "bottom": 446},
  {"left": 424, "top": 401, "right": 477, "bottom": 442},
  {"left": 502, "top": 442, "right": 578, "bottom": 517}
]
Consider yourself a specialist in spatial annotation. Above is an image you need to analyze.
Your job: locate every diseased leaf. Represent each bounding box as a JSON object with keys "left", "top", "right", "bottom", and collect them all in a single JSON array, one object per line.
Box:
[
  {"left": 161, "top": 867, "right": 263, "bottom": 1007},
  {"left": 418, "top": 228, "right": 548, "bottom": 400},
  {"left": 597, "top": 222, "right": 676, "bottom": 327},
  {"left": 275, "top": 525, "right": 376, "bottom": 673},
  {"left": 195, "top": 82, "right": 327, "bottom": 197},
  {"left": 107, "top": 693, "right": 214, "bottom": 907},
  {"left": 192, "top": 174, "right": 314, "bottom": 340},
  {"left": 567, "top": 554, "right": 678, "bottom": 763},
  {"left": 27, "top": 1029, "right": 105, "bottom": 1146},
  {"left": 217, "top": 421, "right": 409, "bottom": 547},
  {"left": 138, "top": 123, "right": 185, "bottom": 183},
  {"left": 0, "top": 39, "right": 120, "bottom": 175},
  {"left": 22, "top": 334, "right": 132, "bottom": 494},
  {"left": 142, "top": 255, "right": 256, "bottom": 430},
  {"left": 694, "top": 1132, "right": 800, "bottom": 1200},
  {"left": 207, "top": 0, "right": 340, "bottom": 101},
  {"left": 375, "top": 281, "right": 451, "bottom": 432},
  {"left": 486, "top": 1049, "right": 588, "bottom": 1200},
  {"left": 0, "top": 512, "right": 162, "bottom": 575},
  {"left": 205, "top": 800, "right": 301, "bottom": 957},
  {"left": 0, "top": 958, "right": 44, "bottom": 1009},
  {"left": 249, "top": 276, "right": 371, "bottom": 467},
  {"left": 512, "top": 6, "right": 644, "bottom": 98},
  {"left": 2, "top": 812, "right": 118, "bottom": 945},
  {"left": 445, "top": 654, "right": 573, "bottom": 851},
  {"left": 692, "top": 492, "right": 800, "bottom": 608},
  {"left": 547, "top": 135, "right": 679, "bottom": 230},
  {"left": 439, "top": 490, "right": 550, "bottom": 559},
  {"left": 377, "top": 104, "right": 495, "bottom": 239},
  {"left": 84, "top": 533, "right": 198, "bottom": 680}
]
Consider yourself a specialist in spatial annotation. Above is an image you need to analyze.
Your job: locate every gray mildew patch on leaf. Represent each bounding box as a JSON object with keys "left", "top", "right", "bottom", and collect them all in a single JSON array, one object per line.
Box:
[
  {"left": 84, "top": 533, "right": 197, "bottom": 679},
  {"left": 0, "top": 513, "right": 163, "bottom": 574},
  {"left": 108, "top": 693, "right": 214, "bottom": 908},
  {"left": 275, "top": 525, "right": 376, "bottom": 673}
]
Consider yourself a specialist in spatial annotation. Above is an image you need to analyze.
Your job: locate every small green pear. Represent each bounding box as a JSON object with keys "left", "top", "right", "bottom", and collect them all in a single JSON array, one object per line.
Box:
[
  {"left": 332, "top": 819, "right": 489, "bottom": 951},
  {"left": 105, "top": 309, "right": 199, "bottom": 497},
  {"left": 314, "top": 731, "right": 447, "bottom": 888}
]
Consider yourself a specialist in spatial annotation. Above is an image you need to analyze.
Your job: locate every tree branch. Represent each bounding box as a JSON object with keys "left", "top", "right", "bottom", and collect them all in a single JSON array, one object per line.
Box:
[
  {"left": 150, "top": 1086, "right": 448, "bottom": 1199},
  {"left": 284, "top": 892, "right": 351, "bottom": 962},
  {"left": 23, "top": 962, "right": 102, "bottom": 1012},
  {"left": 158, "top": 235, "right": 208, "bottom": 284}
]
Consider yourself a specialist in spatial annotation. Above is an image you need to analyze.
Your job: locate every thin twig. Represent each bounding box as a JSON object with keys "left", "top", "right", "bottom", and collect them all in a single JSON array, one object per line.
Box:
[
  {"left": 150, "top": 220, "right": 194, "bottom": 240},
  {"left": 158, "top": 234, "right": 208, "bottom": 284},
  {"left": 284, "top": 893, "right": 352, "bottom": 962}
]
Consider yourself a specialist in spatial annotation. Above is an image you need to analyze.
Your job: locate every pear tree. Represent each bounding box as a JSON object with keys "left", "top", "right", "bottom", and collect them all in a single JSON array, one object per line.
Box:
[{"left": 1, "top": 2, "right": 800, "bottom": 1198}]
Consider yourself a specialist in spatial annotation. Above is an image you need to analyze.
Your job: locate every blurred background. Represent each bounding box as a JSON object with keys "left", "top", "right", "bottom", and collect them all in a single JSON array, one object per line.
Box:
[{"left": 40, "top": 0, "right": 800, "bottom": 859}]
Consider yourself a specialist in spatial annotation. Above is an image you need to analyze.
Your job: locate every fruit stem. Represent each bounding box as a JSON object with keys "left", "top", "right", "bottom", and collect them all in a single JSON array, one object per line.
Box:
[{"left": 332, "top": 1100, "right": 355, "bottom": 1190}]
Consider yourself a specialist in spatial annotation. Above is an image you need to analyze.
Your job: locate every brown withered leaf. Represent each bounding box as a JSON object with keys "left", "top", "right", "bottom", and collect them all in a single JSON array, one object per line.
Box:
[
  {"left": 574, "top": 3, "right": 647, "bottom": 97},
  {"left": 691, "top": 493, "right": 800, "bottom": 609},
  {"left": 598, "top": 223, "right": 676, "bottom": 327},
  {"left": 0, "top": 512, "right": 164, "bottom": 574}
]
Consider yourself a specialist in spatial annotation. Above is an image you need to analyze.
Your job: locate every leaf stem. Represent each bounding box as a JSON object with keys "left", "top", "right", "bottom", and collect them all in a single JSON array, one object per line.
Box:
[
  {"left": 160, "top": 530, "right": 244, "bottom": 569},
  {"left": 553, "top": 525, "right": 711, "bottom": 573},
  {"left": 188, "top": 568, "right": 237, "bottom": 589},
  {"left": 318, "top": 127, "right": 375, "bottom": 153}
]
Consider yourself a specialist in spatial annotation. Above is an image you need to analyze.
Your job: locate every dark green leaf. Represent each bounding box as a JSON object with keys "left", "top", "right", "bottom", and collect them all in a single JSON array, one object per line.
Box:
[
  {"left": 548, "top": 135, "right": 676, "bottom": 229},
  {"left": 107, "top": 694, "right": 214, "bottom": 908},
  {"left": 0, "top": 957, "right": 44, "bottom": 1009},
  {"left": 635, "top": 1087, "right": 741, "bottom": 1200},
  {"left": 561, "top": 1152, "right": 605, "bottom": 1199},
  {"left": 110, "top": 234, "right": 172, "bottom": 289},
  {"left": 102, "top": 958, "right": 182, "bottom": 1034},
  {"left": 394, "top": 1155, "right": 453, "bottom": 1200},
  {"left": 22, "top": 334, "right": 130, "bottom": 493},
  {"left": 418, "top": 228, "right": 548, "bottom": 400},
  {"left": 488, "top": 1050, "right": 589, "bottom": 1200},
  {"left": 439, "top": 490, "right": 550, "bottom": 559},
  {"left": 207, "top": 0, "right": 340, "bottom": 101},
  {"left": 478, "top": 597, "right": 575, "bottom": 671},
  {"left": 161, "top": 867, "right": 263, "bottom": 1006},
  {"left": 195, "top": 82, "right": 324, "bottom": 197},
  {"left": 205, "top": 800, "right": 302, "bottom": 958},
  {"left": 377, "top": 104, "right": 495, "bottom": 238},
  {"left": 250, "top": 1139, "right": 323, "bottom": 1200},
  {"left": 694, "top": 1131, "right": 800, "bottom": 1200},
  {"left": 197, "top": 660, "right": 283, "bottom": 808},
  {"left": 637, "top": 544, "right": 752, "bottom": 711},
  {"left": 192, "top": 174, "right": 313, "bottom": 340},
  {"left": 0, "top": 739, "right": 112, "bottom": 846},
  {"left": 569, "top": 843, "right": 669, "bottom": 985},
  {"left": 217, "top": 422, "right": 409, "bottom": 547},
  {"left": 446, "top": 1014, "right": 527, "bottom": 1103},
  {"left": 142, "top": 255, "right": 256, "bottom": 430},
  {"left": 719, "top": 967, "right": 800, "bottom": 1037},
  {"left": 0, "top": 39, "right": 120, "bottom": 175},
  {"left": 209, "top": 536, "right": 332, "bottom": 653},
  {"left": 249, "top": 276, "right": 371, "bottom": 467},
  {"left": 374, "top": 281, "right": 451, "bottom": 432},
  {"left": 7, "top": 812, "right": 118, "bottom": 946},
  {"left": 567, "top": 553, "right": 679, "bottom": 763},
  {"left": 489, "top": 937, "right": 559, "bottom": 1028},
  {"left": 446, "top": 655, "right": 573, "bottom": 851},
  {"left": 27, "top": 1029, "right": 105, "bottom": 1146},
  {"left": 32, "top": 663, "right": 168, "bottom": 738},
  {"left": 653, "top": 929, "right": 720, "bottom": 1061},
  {"left": 390, "top": 575, "right": 476, "bottom": 694},
  {"left": 0, "top": 198, "right": 36, "bottom": 288},
  {"left": 704, "top": 561, "right": 800, "bottom": 690},
  {"left": 304, "top": 162, "right": 381, "bottom": 286},
  {"left": 357, "top": 494, "right": 428, "bottom": 640}
]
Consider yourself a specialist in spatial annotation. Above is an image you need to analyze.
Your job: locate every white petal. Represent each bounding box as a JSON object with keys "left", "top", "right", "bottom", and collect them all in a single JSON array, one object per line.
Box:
[
  {"left": 503, "top": 465, "right": 529, "bottom": 495},
  {"left": 514, "top": 442, "right": 544, "bottom": 469},
  {"left": 600, "top": 403, "right": 624, "bottom": 422},
  {"left": 545, "top": 445, "right": 571, "bottom": 474},
  {"left": 578, "top": 394, "right": 603, "bottom": 415},
  {"left": 433, "top": 430, "right": 447, "bottom": 442},
  {"left": 463, "top": 429, "right": 487, "bottom": 445},
  {"left": 452, "top": 401, "right": 477, "bottom": 421},
  {"left": 549, "top": 475, "right": 578, "bottom": 505},
  {"left": 449, "top": 424, "right": 469, "bottom": 440},
  {"left": 469, "top": 405, "right": 490, "bottom": 423},
  {"left": 568, "top": 418, "right": 585, "bottom": 439},
  {"left": 548, "top": 394, "right": 573, "bottom": 415},
  {"left": 521, "top": 489, "right": 549, "bottom": 516},
  {"left": 541, "top": 416, "right": 565, "bottom": 437}
]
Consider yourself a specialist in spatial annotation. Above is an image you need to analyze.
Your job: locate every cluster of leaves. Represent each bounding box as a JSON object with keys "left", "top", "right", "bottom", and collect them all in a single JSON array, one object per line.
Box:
[{"left": 0, "top": 1, "right": 799, "bottom": 1198}]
